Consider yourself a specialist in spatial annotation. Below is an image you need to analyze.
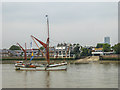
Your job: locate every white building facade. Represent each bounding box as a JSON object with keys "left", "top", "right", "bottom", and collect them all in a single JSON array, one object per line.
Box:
[{"left": 54, "top": 44, "right": 73, "bottom": 58}]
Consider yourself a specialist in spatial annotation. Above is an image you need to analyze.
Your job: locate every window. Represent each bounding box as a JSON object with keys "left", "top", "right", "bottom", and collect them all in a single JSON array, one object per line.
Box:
[
  {"left": 63, "top": 51, "right": 65, "bottom": 55},
  {"left": 59, "top": 51, "right": 61, "bottom": 55}
]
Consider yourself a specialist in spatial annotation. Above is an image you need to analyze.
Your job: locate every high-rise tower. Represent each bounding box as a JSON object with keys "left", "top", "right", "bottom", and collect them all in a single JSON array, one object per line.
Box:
[{"left": 104, "top": 37, "right": 110, "bottom": 44}]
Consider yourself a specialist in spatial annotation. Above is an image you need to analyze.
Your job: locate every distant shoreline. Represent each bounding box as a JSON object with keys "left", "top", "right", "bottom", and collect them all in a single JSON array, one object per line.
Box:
[
  {"left": 1, "top": 55, "right": 119, "bottom": 64},
  {"left": 1, "top": 59, "right": 119, "bottom": 64},
  {"left": 1, "top": 55, "right": 119, "bottom": 60},
  {"left": 1, "top": 57, "right": 75, "bottom": 60}
]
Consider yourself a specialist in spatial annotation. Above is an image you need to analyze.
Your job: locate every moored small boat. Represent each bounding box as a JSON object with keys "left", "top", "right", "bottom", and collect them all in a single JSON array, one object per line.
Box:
[{"left": 15, "top": 61, "right": 25, "bottom": 67}]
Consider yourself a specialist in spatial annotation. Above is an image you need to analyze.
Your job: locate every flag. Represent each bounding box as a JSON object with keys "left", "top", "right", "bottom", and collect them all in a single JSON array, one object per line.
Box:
[
  {"left": 30, "top": 56, "right": 34, "bottom": 62},
  {"left": 31, "top": 52, "right": 33, "bottom": 56}
]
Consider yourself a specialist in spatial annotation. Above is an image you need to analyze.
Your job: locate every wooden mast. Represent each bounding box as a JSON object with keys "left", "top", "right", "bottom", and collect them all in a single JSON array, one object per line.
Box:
[
  {"left": 46, "top": 15, "right": 50, "bottom": 65},
  {"left": 31, "top": 15, "right": 50, "bottom": 65},
  {"left": 25, "top": 43, "right": 27, "bottom": 60},
  {"left": 17, "top": 43, "right": 27, "bottom": 60}
]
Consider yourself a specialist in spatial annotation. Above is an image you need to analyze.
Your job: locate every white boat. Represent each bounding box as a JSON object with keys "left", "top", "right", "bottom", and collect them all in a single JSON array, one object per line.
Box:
[
  {"left": 15, "top": 15, "right": 67, "bottom": 71},
  {"left": 15, "top": 62, "right": 67, "bottom": 71}
]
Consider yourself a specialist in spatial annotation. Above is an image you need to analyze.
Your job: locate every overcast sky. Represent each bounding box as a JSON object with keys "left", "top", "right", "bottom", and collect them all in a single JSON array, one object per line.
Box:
[{"left": 2, "top": 2, "right": 118, "bottom": 49}]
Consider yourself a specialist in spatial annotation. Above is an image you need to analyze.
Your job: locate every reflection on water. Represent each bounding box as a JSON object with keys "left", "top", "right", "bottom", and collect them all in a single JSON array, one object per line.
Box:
[
  {"left": 2, "top": 63, "right": 118, "bottom": 88},
  {"left": 46, "top": 71, "right": 50, "bottom": 88}
]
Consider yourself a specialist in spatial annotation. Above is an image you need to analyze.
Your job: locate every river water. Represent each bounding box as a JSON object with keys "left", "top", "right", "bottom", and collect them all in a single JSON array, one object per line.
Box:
[{"left": 2, "top": 63, "right": 118, "bottom": 88}]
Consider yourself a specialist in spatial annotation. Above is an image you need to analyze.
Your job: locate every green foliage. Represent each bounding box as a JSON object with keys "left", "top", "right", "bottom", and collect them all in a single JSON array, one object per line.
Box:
[
  {"left": 96, "top": 43, "right": 111, "bottom": 52},
  {"left": 81, "top": 48, "right": 91, "bottom": 56},
  {"left": 73, "top": 45, "right": 80, "bottom": 54},
  {"left": 103, "top": 43, "right": 111, "bottom": 52},
  {"left": 9, "top": 45, "right": 21, "bottom": 50},
  {"left": 112, "top": 43, "right": 120, "bottom": 54},
  {"left": 71, "top": 44, "right": 81, "bottom": 59},
  {"left": 96, "top": 43, "right": 104, "bottom": 48}
]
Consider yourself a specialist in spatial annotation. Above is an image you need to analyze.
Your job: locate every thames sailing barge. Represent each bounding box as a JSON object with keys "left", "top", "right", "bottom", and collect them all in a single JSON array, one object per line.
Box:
[{"left": 15, "top": 15, "right": 67, "bottom": 71}]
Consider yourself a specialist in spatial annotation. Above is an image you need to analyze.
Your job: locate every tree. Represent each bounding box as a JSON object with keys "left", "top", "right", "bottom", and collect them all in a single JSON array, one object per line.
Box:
[
  {"left": 71, "top": 44, "right": 81, "bottom": 59},
  {"left": 103, "top": 43, "right": 111, "bottom": 52},
  {"left": 112, "top": 43, "right": 120, "bottom": 54},
  {"left": 9, "top": 45, "right": 21, "bottom": 50},
  {"left": 73, "top": 45, "right": 80, "bottom": 54},
  {"left": 96, "top": 43, "right": 104, "bottom": 48},
  {"left": 81, "top": 47, "right": 92, "bottom": 56},
  {"left": 81, "top": 48, "right": 88, "bottom": 56}
]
